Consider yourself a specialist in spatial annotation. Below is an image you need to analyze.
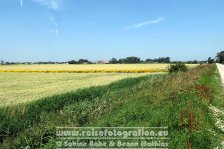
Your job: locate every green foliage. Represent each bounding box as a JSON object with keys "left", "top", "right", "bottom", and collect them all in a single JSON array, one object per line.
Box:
[
  {"left": 123, "top": 56, "right": 141, "bottom": 64},
  {"left": 216, "top": 51, "right": 224, "bottom": 63},
  {"left": 110, "top": 57, "right": 171, "bottom": 64},
  {"left": 168, "top": 63, "right": 188, "bottom": 73},
  {"left": 145, "top": 57, "right": 170, "bottom": 63},
  {"left": 208, "top": 57, "right": 214, "bottom": 64},
  {"left": 68, "top": 59, "right": 91, "bottom": 64},
  {"left": 109, "top": 58, "right": 118, "bottom": 64}
]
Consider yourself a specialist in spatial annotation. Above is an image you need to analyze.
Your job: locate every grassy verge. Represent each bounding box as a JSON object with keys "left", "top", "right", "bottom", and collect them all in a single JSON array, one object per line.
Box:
[
  {"left": 200, "top": 64, "right": 224, "bottom": 146},
  {"left": 0, "top": 64, "right": 223, "bottom": 148}
]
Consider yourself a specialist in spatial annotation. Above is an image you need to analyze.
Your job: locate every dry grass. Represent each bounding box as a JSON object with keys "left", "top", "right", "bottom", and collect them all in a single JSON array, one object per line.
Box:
[{"left": 0, "top": 73, "right": 148, "bottom": 107}]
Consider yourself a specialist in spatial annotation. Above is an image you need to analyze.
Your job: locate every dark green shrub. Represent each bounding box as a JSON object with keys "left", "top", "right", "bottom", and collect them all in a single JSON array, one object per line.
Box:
[{"left": 168, "top": 63, "right": 188, "bottom": 73}]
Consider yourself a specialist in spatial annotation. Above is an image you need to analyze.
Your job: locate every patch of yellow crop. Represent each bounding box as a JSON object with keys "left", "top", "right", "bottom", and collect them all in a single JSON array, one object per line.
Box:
[
  {"left": 0, "top": 64, "right": 198, "bottom": 73},
  {"left": 0, "top": 64, "right": 169, "bottom": 70},
  {"left": 0, "top": 68, "right": 166, "bottom": 73}
]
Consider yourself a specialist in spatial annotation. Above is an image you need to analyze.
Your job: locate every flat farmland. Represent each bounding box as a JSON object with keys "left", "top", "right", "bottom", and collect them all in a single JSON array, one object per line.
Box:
[
  {"left": 0, "top": 64, "right": 198, "bottom": 106},
  {"left": 0, "top": 64, "right": 197, "bottom": 73},
  {"left": 0, "top": 72, "right": 147, "bottom": 107}
]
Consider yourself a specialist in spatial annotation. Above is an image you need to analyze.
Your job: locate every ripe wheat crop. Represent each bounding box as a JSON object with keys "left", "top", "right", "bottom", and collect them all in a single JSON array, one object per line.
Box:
[{"left": 0, "top": 64, "right": 197, "bottom": 73}]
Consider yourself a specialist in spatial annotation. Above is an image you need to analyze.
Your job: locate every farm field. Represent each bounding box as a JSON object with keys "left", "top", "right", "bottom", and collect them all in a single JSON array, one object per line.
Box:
[
  {"left": 1, "top": 64, "right": 224, "bottom": 148},
  {"left": 0, "top": 64, "right": 198, "bottom": 106},
  {"left": 0, "top": 64, "right": 198, "bottom": 73},
  {"left": 0, "top": 72, "right": 148, "bottom": 107}
]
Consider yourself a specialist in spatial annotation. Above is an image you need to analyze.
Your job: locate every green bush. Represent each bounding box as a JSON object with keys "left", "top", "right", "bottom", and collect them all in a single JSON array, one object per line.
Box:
[{"left": 168, "top": 63, "right": 188, "bottom": 73}]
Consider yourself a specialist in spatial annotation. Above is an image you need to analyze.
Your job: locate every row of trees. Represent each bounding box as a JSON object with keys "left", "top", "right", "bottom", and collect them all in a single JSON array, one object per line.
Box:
[
  {"left": 67, "top": 57, "right": 171, "bottom": 64},
  {"left": 67, "top": 50, "right": 224, "bottom": 64},
  {"left": 68, "top": 59, "right": 92, "bottom": 64},
  {"left": 66, "top": 52, "right": 223, "bottom": 64},
  {"left": 109, "top": 57, "right": 141, "bottom": 64},
  {"left": 204, "top": 50, "right": 224, "bottom": 64},
  {"left": 109, "top": 57, "right": 171, "bottom": 64},
  {"left": 1, "top": 51, "right": 224, "bottom": 65}
]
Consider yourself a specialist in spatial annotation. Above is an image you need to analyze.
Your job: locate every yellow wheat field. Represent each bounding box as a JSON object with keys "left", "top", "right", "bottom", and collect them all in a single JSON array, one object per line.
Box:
[{"left": 0, "top": 64, "right": 198, "bottom": 73}]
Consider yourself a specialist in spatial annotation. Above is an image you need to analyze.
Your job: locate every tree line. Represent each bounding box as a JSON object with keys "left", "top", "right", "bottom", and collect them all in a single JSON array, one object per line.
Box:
[
  {"left": 68, "top": 57, "right": 171, "bottom": 64},
  {"left": 108, "top": 57, "right": 171, "bottom": 64},
  {"left": 201, "top": 50, "right": 224, "bottom": 64},
  {"left": 68, "top": 59, "right": 93, "bottom": 64},
  {"left": 1, "top": 50, "right": 224, "bottom": 65},
  {"left": 67, "top": 57, "right": 207, "bottom": 64}
]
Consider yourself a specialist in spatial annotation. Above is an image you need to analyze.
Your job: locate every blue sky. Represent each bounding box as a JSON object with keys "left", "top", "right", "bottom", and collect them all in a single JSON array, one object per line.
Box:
[{"left": 0, "top": 0, "right": 224, "bottom": 62}]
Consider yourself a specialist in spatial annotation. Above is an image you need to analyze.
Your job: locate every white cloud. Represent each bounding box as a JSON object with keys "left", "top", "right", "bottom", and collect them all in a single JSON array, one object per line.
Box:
[
  {"left": 49, "top": 15, "right": 59, "bottom": 35},
  {"left": 49, "top": 15, "right": 58, "bottom": 28},
  {"left": 49, "top": 28, "right": 59, "bottom": 35},
  {"left": 123, "top": 17, "right": 164, "bottom": 30},
  {"left": 31, "top": 0, "right": 63, "bottom": 35},
  {"left": 20, "top": 0, "right": 23, "bottom": 7},
  {"left": 32, "top": 0, "right": 61, "bottom": 10}
]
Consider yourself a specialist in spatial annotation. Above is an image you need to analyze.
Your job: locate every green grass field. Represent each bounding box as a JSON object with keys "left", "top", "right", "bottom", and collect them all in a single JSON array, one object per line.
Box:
[{"left": 0, "top": 73, "right": 147, "bottom": 106}]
